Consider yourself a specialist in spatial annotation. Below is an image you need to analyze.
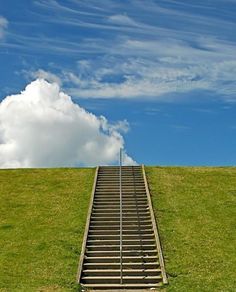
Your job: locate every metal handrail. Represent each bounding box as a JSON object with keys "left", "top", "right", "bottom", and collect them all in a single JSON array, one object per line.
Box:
[{"left": 119, "top": 149, "right": 123, "bottom": 284}]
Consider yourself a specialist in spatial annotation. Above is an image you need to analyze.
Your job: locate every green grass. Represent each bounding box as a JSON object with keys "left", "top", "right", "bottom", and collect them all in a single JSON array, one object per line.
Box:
[
  {"left": 146, "top": 167, "right": 236, "bottom": 292},
  {"left": 0, "top": 168, "right": 95, "bottom": 291}
]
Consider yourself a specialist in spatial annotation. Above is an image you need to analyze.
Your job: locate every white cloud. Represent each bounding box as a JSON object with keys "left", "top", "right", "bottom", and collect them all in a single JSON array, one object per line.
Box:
[
  {"left": 3, "top": 0, "right": 235, "bottom": 101},
  {"left": 61, "top": 54, "right": 236, "bottom": 100},
  {"left": 21, "top": 29, "right": 235, "bottom": 100},
  {"left": 0, "top": 16, "right": 8, "bottom": 39},
  {"left": 108, "top": 14, "right": 138, "bottom": 26},
  {"left": 0, "top": 79, "right": 135, "bottom": 168},
  {"left": 26, "top": 36, "right": 236, "bottom": 101},
  {"left": 30, "top": 69, "right": 62, "bottom": 85}
]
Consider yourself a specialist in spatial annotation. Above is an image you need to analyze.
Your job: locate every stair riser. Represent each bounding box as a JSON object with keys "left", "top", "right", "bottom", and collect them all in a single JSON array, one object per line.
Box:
[
  {"left": 89, "top": 228, "right": 153, "bottom": 233},
  {"left": 96, "top": 189, "right": 145, "bottom": 192},
  {"left": 84, "top": 258, "right": 158, "bottom": 263},
  {"left": 95, "top": 191, "right": 146, "bottom": 194},
  {"left": 83, "top": 263, "right": 160, "bottom": 270},
  {"left": 82, "top": 270, "right": 161, "bottom": 277},
  {"left": 91, "top": 212, "right": 149, "bottom": 218},
  {"left": 93, "top": 205, "right": 148, "bottom": 209},
  {"left": 82, "top": 278, "right": 162, "bottom": 284},
  {"left": 86, "top": 251, "right": 158, "bottom": 257},
  {"left": 93, "top": 200, "right": 147, "bottom": 203},
  {"left": 93, "top": 199, "right": 147, "bottom": 203},
  {"left": 92, "top": 207, "right": 149, "bottom": 211},
  {"left": 89, "top": 230, "right": 154, "bottom": 235},
  {"left": 88, "top": 235, "right": 155, "bottom": 240},
  {"left": 87, "top": 240, "right": 156, "bottom": 246},
  {"left": 98, "top": 178, "right": 143, "bottom": 180},
  {"left": 89, "top": 221, "right": 152, "bottom": 225},
  {"left": 96, "top": 185, "right": 145, "bottom": 188},
  {"left": 90, "top": 216, "right": 151, "bottom": 221},
  {"left": 94, "top": 196, "right": 147, "bottom": 199},
  {"left": 86, "top": 245, "right": 157, "bottom": 251},
  {"left": 97, "top": 181, "right": 144, "bottom": 184},
  {"left": 90, "top": 219, "right": 151, "bottom": 224},
  {"left": 92, "top": 206, "right": 148, "bottom": 211},
  {"left": 83, "top": 284, "right": 162, "bottom": 289}
]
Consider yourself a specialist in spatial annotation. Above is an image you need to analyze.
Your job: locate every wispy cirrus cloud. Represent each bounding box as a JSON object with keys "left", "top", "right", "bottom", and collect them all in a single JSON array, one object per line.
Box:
[
  {"left": 2, "top": 0, "right": 236, "bottom": 101},
  {"left": 0, "top": 16, "right": 8, "bottom": 40},
  {"left": 26, "top": 69, "right": 62, "bottom": 85},
  {"left": 28, "top": 34, "right": 236, "bottom": 100}
]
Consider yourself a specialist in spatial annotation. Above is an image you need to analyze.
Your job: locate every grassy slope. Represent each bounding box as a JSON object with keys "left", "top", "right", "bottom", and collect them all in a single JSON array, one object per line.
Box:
[
  {"left": 1, "top": 167, "right": 235, "bottom": 291},
  {"left": 0, "top": 168, "right": 95, "bottom": 291},
  {"left": 146, "top": 167, "right": 236, "bottom": 292}
]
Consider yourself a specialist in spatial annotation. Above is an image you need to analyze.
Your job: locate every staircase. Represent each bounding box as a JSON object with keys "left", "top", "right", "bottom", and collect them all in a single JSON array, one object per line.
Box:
[{"left": 77, "top": 165, "right": 167, "bottom": 290}]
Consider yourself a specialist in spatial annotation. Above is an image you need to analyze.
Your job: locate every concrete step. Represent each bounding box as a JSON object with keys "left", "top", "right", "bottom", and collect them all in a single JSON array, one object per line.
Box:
[
  {"left": 86, "top": 250, "right": 158, "bottom": 257},
  {"left": 84, "top": 256, "right": 158, "bottom": 263},
  {"left": 88, "top": 234, "right": 155, "bottom": 241},
  {"left": 83, "top": 283, "right": 162, "bottom": 289},
  {"left": 89, "top": 225, "right": 153, "bottom": 231},
  {"left": 96, "top": 188, "right": 145, "bottom": 195},
  {"left": 86, "top": 244, "right": 157, "bottom": 251},
  {"left": 92, "top": 206, "right": 149, "bottom": 210},
  {"left": 97, "top": 180, "right": 144, "bottom": 183},
  {"left": 87, "top": 239, "right": 156, "bottom": 245},
  {"left": 91, "top": 212, "right": 149, "bottom": 218},
  {"left": 94, "top": 194, "right": 147, "bottom": 198},
  {"left": 91, "top": 210, "right": 149, "bottom": 215},
  {"left": 96, "top": 182, "right": 145, "bottom": 186},
  {"left": 81, "top": 275, "right": 162, "bottom": 284},
  {"left": 96, "top": 186, "right": 146, "bottom": 190},
  {"left": 93, "top": 200, "right": 148, "bottom": 203},
  {"left": 93, "top": 200, "right": 148, "bottom": 205},
  {"left": 95, "top": 195, "right": 147, "bottom": 198},
  {"left": 89, "top": 229, "right": 154, "bottom": 235},
  {"left": 82, "top": 268, "right": 161, "bottom": 277},
  {"left": 92, "top": 206, "right": 148, "bottom": 211},
  {"left": 97, "top": 175, "right": 143, "bottom": 179},
  {"left": 92, "top": 202, "right": 148, "bottom": 208},
  {"left": 83, "top": 262, "right": 160, "bottom": 270},
  {"left": 90, "top": 218, "right": 151, "bottom": 224},
  {"left": 90, "top": 220, "right": 152, "bottom": 225},
  {"left": 97, "top": 179, "right": 144, "bottom": 181},
  {"left": 91, "top": 213, "right": 150, "bottom": 221},
  {"left": 94, "top": 197, "right": 147, "bottom": 201}
]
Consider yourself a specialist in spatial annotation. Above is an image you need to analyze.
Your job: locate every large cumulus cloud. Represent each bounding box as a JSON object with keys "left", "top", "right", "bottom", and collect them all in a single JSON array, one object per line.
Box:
[{"left": 0, "top": 79, "right": 135, "bottom": 168}]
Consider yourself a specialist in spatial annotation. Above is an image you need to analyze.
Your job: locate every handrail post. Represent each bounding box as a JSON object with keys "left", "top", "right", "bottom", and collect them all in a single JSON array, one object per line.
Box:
[{"left": 119, "top": 148, "right": 123, "bottom": 284}]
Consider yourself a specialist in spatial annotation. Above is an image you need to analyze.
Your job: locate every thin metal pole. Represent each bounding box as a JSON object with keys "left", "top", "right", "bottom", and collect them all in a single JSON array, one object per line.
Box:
[{"left": 119, "top": 148, "right": 123, "bottom": 284}]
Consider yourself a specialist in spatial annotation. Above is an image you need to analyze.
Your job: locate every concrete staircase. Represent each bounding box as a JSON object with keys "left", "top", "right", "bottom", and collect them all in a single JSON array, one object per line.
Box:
[{"left": 77, "top": 165, "right": 167, "bottom": 290}]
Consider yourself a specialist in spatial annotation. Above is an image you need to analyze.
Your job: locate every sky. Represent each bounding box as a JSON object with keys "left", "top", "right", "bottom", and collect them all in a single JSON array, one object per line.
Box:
[{"left": 0, "top": 0, "right": 236, "bottom": 167}]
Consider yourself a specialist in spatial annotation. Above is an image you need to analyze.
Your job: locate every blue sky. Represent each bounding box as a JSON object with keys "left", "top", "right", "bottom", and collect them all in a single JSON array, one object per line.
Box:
[{"left": 0, "top": 0, "right": 236, "bottom": 166}]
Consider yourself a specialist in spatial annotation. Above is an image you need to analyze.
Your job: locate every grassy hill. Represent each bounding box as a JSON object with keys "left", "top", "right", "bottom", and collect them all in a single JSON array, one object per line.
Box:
[
  {"left": 146, "top": 167, "right": 236, "bottom": 292},
  {"left": 0, "top": 168, "right": 95, "bottom": 291},
  {"left": 0, "top": 167, "right": 235, "bottom": 291}
]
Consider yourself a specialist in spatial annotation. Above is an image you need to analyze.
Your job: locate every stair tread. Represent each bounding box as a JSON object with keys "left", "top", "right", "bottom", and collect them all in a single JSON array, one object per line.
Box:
[
  {"left": 82, "top": 276, "right": 162, "bottom": 280},
  {"left": 86, "top": 244, "right": 156, "bottom": 248},
  {"left": 84, "top": 262, "right": 159, "bottom": 266},
  {"left": 85, "top": 254, "right": 157, "bottom": 259},
  {"left": 86, "top": 249, "right": 157, "bottom": 252},
  {"left": 83, "top": 268, "right": 161, "bottom": 272},
  {"left": 83, "top": 283, "right": 162, "bottom": 287}
]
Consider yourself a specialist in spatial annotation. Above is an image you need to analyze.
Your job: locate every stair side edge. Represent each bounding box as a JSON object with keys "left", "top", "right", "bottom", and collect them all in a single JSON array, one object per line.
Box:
[
  {"left": 142, "top": 164, "right": 168, "bottom": 285},
  {"left": 77, "top": 166, "right": 99, "bottom": 283}
]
